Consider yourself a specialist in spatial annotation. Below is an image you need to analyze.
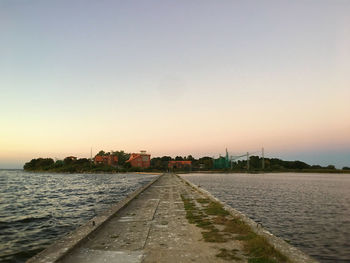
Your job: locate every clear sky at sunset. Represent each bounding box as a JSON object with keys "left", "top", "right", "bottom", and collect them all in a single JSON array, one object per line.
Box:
[{"left": 1, "top": 0, "right": 349, "bottom": 169}]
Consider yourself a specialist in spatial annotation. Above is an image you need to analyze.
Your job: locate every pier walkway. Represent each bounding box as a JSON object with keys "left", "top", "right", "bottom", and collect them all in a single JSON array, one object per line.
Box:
[
  {"left": 59, "top": 173, "right": 236, "bottom": 263},
  {"left": 29, "top": 173, "right": 317, "bottom": 263}
]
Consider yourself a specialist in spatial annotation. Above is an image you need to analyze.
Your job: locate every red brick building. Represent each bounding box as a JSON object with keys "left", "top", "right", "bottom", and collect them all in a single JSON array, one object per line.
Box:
[
  {"left": 94, "top": 155, "right": 118, "bottom": 166},
  {"left": 168, "top": 160, "right": 192, "bottom": 169},
  {"left": 126, "top": 151, "right": 151, "bottom": 168}
]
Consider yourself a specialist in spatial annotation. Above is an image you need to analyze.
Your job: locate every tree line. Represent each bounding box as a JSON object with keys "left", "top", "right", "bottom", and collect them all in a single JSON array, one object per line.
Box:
[{"left": 23, "top": 150, "right": 350, "bottom": 173}]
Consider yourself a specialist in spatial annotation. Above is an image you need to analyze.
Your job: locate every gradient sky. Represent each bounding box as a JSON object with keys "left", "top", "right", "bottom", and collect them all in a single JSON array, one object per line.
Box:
[{"left": 1, "top": 0, "right": 350, "bottom": 169}]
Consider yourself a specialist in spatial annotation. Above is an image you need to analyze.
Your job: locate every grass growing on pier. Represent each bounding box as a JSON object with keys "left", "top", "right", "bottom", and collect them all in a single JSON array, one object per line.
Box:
[
  {"left": 182, "top": 195, "right": 210, "bottom": 226},
  {"left": 196, "top": 198, "right": 210, "bottom": 204},
  {"left": 223, "top": 218, "right": 287, "bottom": 262},
  {"left": 245, "top": 235, "right": 287, "bottom": 263},
  {"left": 224, "top": 218, "right": 253, "bottom": 236},
  {"left": 216, "top": 248, "right": 241, "bottom": 261},
  {"left": 205, "top": 201, "right": 229, "bottom": 216},
  {"left": 181, "top": 194, "right": 226, "bottom": 242},
  {"left": 181, "top": 193, "right": 289, "bottom": 262}
]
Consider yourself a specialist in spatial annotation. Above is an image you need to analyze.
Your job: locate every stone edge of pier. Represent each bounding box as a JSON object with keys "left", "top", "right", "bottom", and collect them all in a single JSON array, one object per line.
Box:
[
  {"left": 177, "top": 174, "right": 319, "bottom": 263},
  {"left": 26, "top": 174, "right": 163, "bottom": 263}
]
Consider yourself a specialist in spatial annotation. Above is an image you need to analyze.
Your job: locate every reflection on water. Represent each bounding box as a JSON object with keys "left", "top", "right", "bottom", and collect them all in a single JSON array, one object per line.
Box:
[
  {"left": 0, "top": 170, "right": 157, "bottom": 263},
  {"left": 183, "top": 173, "right": 350, "bottom": 263}
]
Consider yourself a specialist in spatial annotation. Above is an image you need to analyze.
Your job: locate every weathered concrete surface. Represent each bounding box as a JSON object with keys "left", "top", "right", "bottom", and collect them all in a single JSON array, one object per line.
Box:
[
  {"left": 58, "top": 173, "right": 239, "bottom": 263},
  {"left": 29, "top": 173, "right": 318, "bottom": 263}
]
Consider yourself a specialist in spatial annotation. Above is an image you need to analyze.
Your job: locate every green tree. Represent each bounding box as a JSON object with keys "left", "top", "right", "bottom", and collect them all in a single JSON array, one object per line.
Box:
[
  {"left": 111, "top": 150, "right": 130, "bottom": 165},
  {"left": 63, "top": 157, "right": 76, "bottom": 165},
  {"left": 23, "top": 158, "right": 54, "bottom": 171},
  {"left": 198, "top": 156, "right": 213, "bottom": 170},
  {"left": 96, "top": 150, "right": 106, "bottom": 156}
]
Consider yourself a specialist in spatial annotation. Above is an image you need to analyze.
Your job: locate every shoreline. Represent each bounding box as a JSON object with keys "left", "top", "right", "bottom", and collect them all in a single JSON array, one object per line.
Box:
[
  {"left": 21, "top": 170, "right": 163, "bottom": 175},
  {"left": 171, "top": 169, "right": 350, "bottom": 174},
  {"left": 19, "top": 169, "right": 350, "bottom": 174}
]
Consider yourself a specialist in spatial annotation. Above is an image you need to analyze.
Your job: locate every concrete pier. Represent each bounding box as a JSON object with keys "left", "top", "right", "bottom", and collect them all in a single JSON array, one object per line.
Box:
[{"left": 28, "top": 174, "right": 317, "bottom": 263}]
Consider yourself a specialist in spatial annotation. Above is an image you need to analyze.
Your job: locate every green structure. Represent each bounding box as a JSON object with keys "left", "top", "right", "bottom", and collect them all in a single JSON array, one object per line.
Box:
[{"left": 213, "top": 148, "right": 230, "bottom": 169}]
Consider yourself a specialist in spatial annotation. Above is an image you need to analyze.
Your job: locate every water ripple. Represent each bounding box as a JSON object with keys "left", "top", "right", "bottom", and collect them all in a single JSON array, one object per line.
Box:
[
  {"left": 0, "top": 170, "right": 157, "bottom": 263},
  {"left": 183, "top": 173, "right": 350, "bottom": 263}
]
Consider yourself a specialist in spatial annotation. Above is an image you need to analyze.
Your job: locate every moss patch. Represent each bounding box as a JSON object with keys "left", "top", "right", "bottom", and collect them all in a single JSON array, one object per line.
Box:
[
  {"left": 244, "top": 235, "right": 287, "bottom": 263},
  {"left": 213, "top": 215, "right": 228, "bottom": 225},
  {"left": 197, "top": 198, "right": 210, "bottom": 204},
  {"left": 224, "top": 218, "right": 253, "bottom": 235},
  {"left": 248, "top": 258, "right": 278, "bottom": 263},
  {"left": 216, "top": 248, "right": 241, "bottom": 261},
  {"left": 205, "top": 201, "right": 229, "bottom": 216},
  {"left": 181, "top": 193, "right": 289, "bottom": 262},
  {"left": 223, "top": 218, "right": 287, "bottom": 262},
  {"left": 202, "top": 227, "right": 227, "bottom": 243}
]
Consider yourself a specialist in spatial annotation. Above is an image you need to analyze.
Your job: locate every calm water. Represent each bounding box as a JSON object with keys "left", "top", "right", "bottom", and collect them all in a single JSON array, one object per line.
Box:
[
  {"left": 0, "top": 170, "right": 158, "bottom": 263},
  {"left": 182, "top": 173, "right": 350, "bottom": 263}
]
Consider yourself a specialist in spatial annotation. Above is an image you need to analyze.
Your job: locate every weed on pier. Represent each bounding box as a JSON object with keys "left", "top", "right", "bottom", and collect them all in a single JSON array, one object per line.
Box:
[
  {"left": 216, "top": 248, "right": 241, "bottom": 261},
  {"left": 180, "top": 194, "right": 289, "bottom": 262}
]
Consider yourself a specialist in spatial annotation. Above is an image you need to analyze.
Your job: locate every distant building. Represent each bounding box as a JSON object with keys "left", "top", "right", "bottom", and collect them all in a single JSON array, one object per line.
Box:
[
  {"left": 126, "top": 151, "right": 151, "bottom": 168},
  {"left": 213, "top": 148, "right": 230, "bottom": 169},
  {"left": 168, "top": 160, "right": 192, "bottom": 169},
  {"left": 94, "top": 155, "right": 118, "bottom": 166}
]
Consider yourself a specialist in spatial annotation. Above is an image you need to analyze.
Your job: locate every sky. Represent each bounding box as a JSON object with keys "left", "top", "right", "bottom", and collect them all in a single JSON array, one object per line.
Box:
[{"left": 1, "top": 0, "right": 349, "bottom": 169}]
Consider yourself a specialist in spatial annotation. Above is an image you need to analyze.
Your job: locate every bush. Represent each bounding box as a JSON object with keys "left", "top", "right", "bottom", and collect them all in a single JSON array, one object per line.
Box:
[{"left": 24, "top": 158, "right": 54, "bottom": 171}]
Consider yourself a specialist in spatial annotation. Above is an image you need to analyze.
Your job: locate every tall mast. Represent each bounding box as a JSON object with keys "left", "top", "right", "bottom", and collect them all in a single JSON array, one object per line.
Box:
[
  {"left": 246, "top": 152, "right": 250, "bottom": 171},
  {"left": 262, "top": 147, "right": 265, "bottom": 170}
]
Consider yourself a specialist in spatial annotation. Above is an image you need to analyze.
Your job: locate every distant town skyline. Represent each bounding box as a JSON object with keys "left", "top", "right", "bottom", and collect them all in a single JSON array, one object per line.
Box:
[{"left": 1, "top": 0, "right": 349, "bottom": 169}]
